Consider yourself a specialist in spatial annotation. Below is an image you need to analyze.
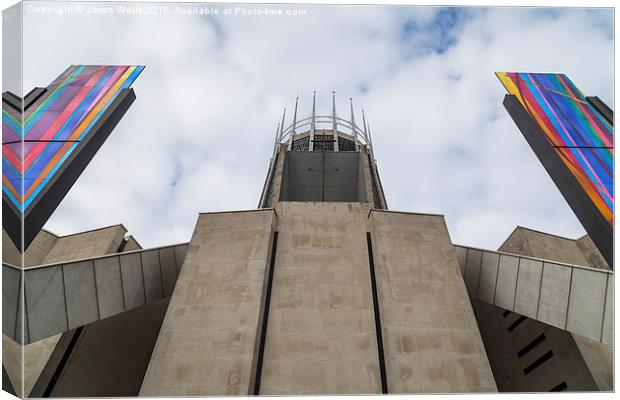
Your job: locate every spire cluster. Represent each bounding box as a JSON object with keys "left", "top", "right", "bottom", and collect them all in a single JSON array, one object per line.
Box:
[{"left": 272, "top": 91, "right": 373, "bottom": 151}]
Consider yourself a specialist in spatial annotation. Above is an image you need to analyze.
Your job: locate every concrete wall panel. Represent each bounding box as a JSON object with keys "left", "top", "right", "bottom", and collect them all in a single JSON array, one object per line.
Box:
[
  {"left": 2, "top": 267, "right": 20, "bottom": 339},
  {"left": 174, "top": 244, "right": 188, "bottom": 274},
  {"left": 261, "top": 203, "right": 380, "bottom": 395},
  {"left": 25, "top": 267, "right": 67, "bottom": 343},
  {"left": 454, "top": 246, "right": 467, "bottom": 276},
  {"left": 94, "top": 256, "right": 125, "bottom": 319},
  {"left": 601, "top": 276, "right": 613, "bottom": 345},
  {"left": 4, "top": 244, "right": 189, "bottom": 345},
  {"left": 478, "top": 252, "right": 499, "bottom": 305},
  {"left": 63, "top": 260, "right": 99, "bottom": 330},
  {"left": 140, "top": 210, "right": 275, "bottom": 396},
  {"left": 566, "top": 269, "right": 607, "bottom": 340},
  {"left": 464, "top": 249, "right": 482, "bottom": 296},
  {"left": 538, "top": 263, "right": 571, "bottom": 330},
  {"left": 141, "top": 250, "right": 164, "bottom": 304},
  {"left": 494, "top": 255, "right": 519, "bottom": 311},
  {"left": 120, "top": 252, "right": 146, "bottom": 310},
  {"left": 159, "top": 247, "right": 177, "bottom": 297},
  {"left": 371, "top": 211, "right": 495, "bottom": 393},
  {"left": 513, "top": 258, "right": 542, "bottom": 319}
]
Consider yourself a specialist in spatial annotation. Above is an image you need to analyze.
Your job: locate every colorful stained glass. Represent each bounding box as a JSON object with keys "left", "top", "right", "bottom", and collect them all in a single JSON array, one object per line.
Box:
[
  {"left": 496, "top": 72, "right": 614, "bottom": 226},
  {"left": 2, "top": 65, "right": 144, "bottom": 212}
]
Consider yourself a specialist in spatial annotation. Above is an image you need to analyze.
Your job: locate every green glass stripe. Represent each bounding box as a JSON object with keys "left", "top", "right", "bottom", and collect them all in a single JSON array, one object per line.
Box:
[{"left": 24, "top": 65, "right": 86, "bottom": 124}]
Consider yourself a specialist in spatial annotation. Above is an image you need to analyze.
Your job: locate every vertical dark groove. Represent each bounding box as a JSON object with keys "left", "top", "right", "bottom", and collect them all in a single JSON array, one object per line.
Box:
[
  {"left": 321, "top": 148, "right": 326, "bottom": 201},
  {"left": 366, "top": 232, "right": 388, "bottom": 394},
  {"left": 253, "top": 231, "right": 278, "bottom": 395},
  {"left": 42, "top": 327, "right": 84, "bottom": 397}
]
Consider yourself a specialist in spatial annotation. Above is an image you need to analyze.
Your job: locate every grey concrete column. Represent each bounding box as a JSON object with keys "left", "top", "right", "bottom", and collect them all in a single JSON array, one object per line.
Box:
[
  {"left": 259, "top": 202, "right": 381, "bottom": 394},
  {"left": 140, "top": 209, "right": 276, "bottom": 396},
  {"left": 369, "top": 210, "right": 496, "bottom": 393}
]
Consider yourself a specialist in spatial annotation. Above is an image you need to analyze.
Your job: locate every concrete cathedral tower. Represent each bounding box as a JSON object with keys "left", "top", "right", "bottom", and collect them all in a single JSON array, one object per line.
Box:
[
  {"left": 139, "top": 92, "right": 497, "bottom": 395},
  {"left": 5, "top": 86, "right": 611, "bottom": 398}
]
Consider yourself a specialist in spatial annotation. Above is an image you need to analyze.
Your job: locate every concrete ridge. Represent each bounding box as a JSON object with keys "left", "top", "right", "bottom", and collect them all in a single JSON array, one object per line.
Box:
[
  {"left": 367, "top": 208, "right": 444, "bottom": 218},
  {"left": 51, "top": 223, "right": 129, "bottom": 239},
  {"left": 17, "top": 242, "right": 190, "bottom": 271},
  {"left": 198, "top": 207, "right": 276, "bottom": 215},
  {"left": 497, "top": 226, "right": 527, "bottom": 253},
  {"left": 40, "top": 228, "right": 60, "bottom": 238},
  {"left": 515, "top": 225, "right": 581, "bottom": 242},
  {"left": 198, "top": 208, "right": 275, "bottom": 215},
  {"left": 453, "top": 243, "right": 612, "bottom": 275},
  {"left": 125, "top": 234, "right": 143, "bottom": 249}
]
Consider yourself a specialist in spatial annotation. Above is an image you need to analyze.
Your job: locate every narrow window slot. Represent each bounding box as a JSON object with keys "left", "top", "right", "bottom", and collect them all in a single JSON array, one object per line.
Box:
[
  {"left": 507, "top": 315, "right": 527, "bottom": 332},
  {"left": 523, "top": 350, "right": 554, "bottom": 375},
  {"left": 253, "top": 232, "right": 278, "bottom": 395},
  {"left": 517, "top": 333, "right": 546, "bottom": 358},
  {"left": 366, "top": 233, "right": 388, "bottom": 394},
  {"left": 549, "top": 381, "right": 568, "bottom": 392}
]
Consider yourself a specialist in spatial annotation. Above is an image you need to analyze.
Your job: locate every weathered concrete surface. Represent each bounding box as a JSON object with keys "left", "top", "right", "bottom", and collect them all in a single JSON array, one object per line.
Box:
[
  {"left": 41, "top": 224, "right": 127, "bottom": 264},
  {"left": 3, "top": 331, "right": 59, "bottom": 397},
  {"left": 467, "top": 227, "right": 613, "bottom": 391},
  {"left": 3, "top": 243, "right": 188, "bottom": 344},
  {"left": 576, "top": 234, "right": 610, "bottom": 270},
  {"left": 454, "top": 245, "right": 613, "bottom": 345},
  {"left": 2, "top": 224, "right": 131, "bottom": 397},
  {"left": 472, "top": 299, "right": 598, "bottom": 392},
  {"left": 499, "top": 227, "right": 613, "bottom": 389},
  {"left": 260, "top": 202, "right": 380, "bottom": 395},
  {"left": 573, "top": 335, "right": 613, "bottom": 391},
  {"left": 140, "top": 210, "right": 276, "bottom": 396},
  {"left": 3, "top": 228, "right": 59, "bottom": 267},
  {"left": 2, "top": 229, "right": 21, "bottom": 266},
  {"left": 499, "top": 226, "right": 606, "bottom": 269},
  {"left": 263, "top": 144, "right": 286, "bottom": 207},
  {"left": 370, "top": 211, "right": 496, "bottom": 393},
  {"left": 360, "top": 148, "right": 377, "bottom": 207},
  {"left": 42, "top": 298, "right": 171, "bottom": 397}
]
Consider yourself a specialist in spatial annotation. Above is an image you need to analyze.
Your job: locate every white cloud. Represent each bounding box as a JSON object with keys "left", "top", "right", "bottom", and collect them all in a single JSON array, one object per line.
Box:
[{"left": 20, "top": 3, "right": 613, "bottom": 250}]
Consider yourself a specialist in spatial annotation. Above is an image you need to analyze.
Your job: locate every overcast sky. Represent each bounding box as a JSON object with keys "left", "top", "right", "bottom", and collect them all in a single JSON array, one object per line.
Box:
[{"left": 16, "top": 2, "right": 614, "bottom": 249}]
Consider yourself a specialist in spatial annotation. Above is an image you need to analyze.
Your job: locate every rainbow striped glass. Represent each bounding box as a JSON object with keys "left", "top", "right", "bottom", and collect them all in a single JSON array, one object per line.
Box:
[
  {"left": 2, "top": 65, "right": 144, "bottom": 212},
  {"left": 496, "top": 72, "right": 613, "bottom": 226}
]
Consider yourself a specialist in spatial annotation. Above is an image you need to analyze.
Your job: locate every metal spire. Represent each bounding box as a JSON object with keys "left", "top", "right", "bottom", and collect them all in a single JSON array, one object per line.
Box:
[
  {"left": 368, "top": 123, "right": 375, "bottom": 157},
  {"left": 361, "top": 108, "right": 368, "bottom": 142},
  {"left": 332, "top": 90, "right": 337, "bottom": 135},
  {"left": 311, "top": 90, "right": 317, "bottom": 134},
  {"left": 279, "top": 106, "right": 286, "bottom": 141},
  {"left": 292, "top": 96, "right": 299, "bottom": 135},
  {"left": 272, "top": 121, "right": 281, "bottom": 156},
  {"left": 350, "top": 97, "right": 358, "bottom": 146}
]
